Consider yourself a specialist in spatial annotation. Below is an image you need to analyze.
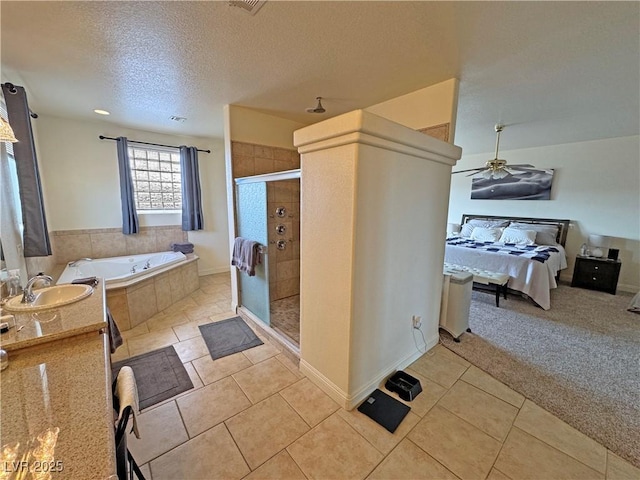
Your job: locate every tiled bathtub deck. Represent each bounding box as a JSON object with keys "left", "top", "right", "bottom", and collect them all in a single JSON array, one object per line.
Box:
[{"left": 112, "top": 273, "right": 639, "bottom": 480}]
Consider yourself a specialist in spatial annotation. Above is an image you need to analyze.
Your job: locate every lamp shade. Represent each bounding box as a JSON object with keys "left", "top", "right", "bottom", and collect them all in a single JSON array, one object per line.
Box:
[
  {"left": 447, "top": 223, "right": 461, "bottom": 234},
  {"left": 588, "top": 234, "right": 611, "bottom": 248},
  {"left": 0, "top": 116, "right": 18, "bottom": 143}
]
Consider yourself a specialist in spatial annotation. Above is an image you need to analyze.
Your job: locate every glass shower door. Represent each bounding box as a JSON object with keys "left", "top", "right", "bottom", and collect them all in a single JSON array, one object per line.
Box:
[{"left": 235, "top": 182, "right": 270, "bottom": 325}]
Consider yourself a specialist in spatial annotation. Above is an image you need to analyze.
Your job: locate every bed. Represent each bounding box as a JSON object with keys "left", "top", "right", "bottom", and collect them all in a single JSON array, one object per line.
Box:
[{"left": 444, "top": 214, "right": 571, "bottom": 310}]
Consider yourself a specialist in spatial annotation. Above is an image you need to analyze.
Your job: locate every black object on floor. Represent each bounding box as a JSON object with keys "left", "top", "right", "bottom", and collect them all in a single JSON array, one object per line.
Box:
[
  {"left": 357, "top": 389, "right": 411, "bottom": 433},
  {"left": 111, "top": 345, "right": 193, "bottom": 410},
  {"left": 385, "top": 370, "right": 423, "bottom": 401},
  {"left": 199, "top": 316, "right": 264, "bottom": 361}
]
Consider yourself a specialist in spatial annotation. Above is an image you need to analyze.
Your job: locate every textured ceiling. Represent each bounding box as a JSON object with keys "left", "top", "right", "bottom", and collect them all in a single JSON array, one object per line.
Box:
[{"left": 1, "top": 1, "right": 638, "bottom": 154}]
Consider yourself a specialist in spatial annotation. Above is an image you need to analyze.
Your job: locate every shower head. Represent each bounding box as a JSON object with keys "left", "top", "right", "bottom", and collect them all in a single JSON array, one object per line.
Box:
[{"left": 305, "top": 97, "right": 326, "bottom": 114}]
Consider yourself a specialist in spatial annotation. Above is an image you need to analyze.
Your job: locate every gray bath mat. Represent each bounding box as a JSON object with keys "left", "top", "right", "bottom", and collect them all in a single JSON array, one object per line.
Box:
[
  {"left": 112, "top": 345, "right": 193, "bottom": 410},
  {"left": 199, "top": 316, "right": 263, "bottom": 360}
]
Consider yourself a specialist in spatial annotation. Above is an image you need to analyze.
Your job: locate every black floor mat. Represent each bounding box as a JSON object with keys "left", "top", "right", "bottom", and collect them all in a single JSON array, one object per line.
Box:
[{"left": 357, "top": 388, "right": 411, "bottom": 433}]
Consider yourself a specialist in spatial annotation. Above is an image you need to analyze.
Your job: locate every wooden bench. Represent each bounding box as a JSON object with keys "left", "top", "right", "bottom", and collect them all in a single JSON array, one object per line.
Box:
[{"left": 443, "top": 263, "right": 510, "bottom": 307}]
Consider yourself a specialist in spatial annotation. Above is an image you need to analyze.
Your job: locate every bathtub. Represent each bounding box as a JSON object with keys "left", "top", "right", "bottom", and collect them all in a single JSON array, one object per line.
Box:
[
  {"left": 56, "top": 251, "right": 200, "bottom": 331},
  {"left": 57, "top": 251, "right": 187, "bottom": 286}
]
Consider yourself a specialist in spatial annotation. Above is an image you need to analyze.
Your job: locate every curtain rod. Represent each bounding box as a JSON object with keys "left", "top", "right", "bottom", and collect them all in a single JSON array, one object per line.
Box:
[
  {"left": 98, "top": 135, "right": 211, "bottom": 153},
  {"left": 3, "top": 82, "right": 38, "bottom": 118}
]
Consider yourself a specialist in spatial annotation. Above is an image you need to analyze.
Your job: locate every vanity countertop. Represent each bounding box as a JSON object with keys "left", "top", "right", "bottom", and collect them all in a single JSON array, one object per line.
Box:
[
  {"left": 0, "top": 280, "right": 107, "bottom": 352},
  {"left": 0, "top": 331, "right": 117, "bottom": 479}
]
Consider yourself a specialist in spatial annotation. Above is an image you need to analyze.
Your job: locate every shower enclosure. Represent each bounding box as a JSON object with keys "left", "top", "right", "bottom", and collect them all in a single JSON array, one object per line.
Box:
[{"left": 234, "top": 169, "right": 301, "bottom": 346}]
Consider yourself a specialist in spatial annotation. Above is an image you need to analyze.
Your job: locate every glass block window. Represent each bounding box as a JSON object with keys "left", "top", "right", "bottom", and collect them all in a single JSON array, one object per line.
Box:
[{"left": 129, "top": 146, "right": 182, "bottom": 211}]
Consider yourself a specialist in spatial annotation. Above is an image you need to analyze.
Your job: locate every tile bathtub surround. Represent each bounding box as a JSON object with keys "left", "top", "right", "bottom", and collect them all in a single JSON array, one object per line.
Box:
[
  {"left": 52, "top": 226, "right": 188, "bottom": 264},
  {"left": 107, "top": 259, "right": 200, "bottom": 330},
  {"left": 111, "top": 273, "right": 640, "bottom": 479}
]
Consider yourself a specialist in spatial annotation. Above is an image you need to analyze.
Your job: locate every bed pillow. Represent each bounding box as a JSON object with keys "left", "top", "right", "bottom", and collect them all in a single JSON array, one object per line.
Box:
[
  {"left": 460, "top": 219, "right": 510, "bottom": 238},
  {"left": 508, "top": 222, "right": 559, "bottom": 245},
  {"left": 470, "top": 227, "right": 504, "bottom": 242},
  {"left": 499, "top": 227, "right": 537, "bottom": 245}
]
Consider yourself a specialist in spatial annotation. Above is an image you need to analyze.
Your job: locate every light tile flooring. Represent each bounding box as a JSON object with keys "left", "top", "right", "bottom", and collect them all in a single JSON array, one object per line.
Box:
[{"left": 112, "top": 273, "right": 640, "bottom": 480}]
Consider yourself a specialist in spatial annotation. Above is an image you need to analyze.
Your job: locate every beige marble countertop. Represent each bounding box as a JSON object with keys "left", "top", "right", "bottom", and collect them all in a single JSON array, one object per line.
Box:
[
  {"left": 0, "top": 331, "right": 117, "bottom": 479},
  {"left": 0, "top": 281, "right": 107, "bottom": 352}
]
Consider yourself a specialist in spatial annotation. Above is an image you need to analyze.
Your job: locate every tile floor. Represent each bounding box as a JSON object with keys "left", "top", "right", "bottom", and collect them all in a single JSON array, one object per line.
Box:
[
  {"left": 112, "top": 273, "right": 640, "bottom": 480},
  {"left": 270, "top": 294, "right": 300, "bottom": 345}
]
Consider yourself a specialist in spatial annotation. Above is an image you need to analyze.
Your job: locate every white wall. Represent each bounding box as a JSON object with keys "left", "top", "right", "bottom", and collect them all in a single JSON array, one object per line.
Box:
[
  {"left": 365, "top": 78, "right": 459, "bottom": 142},
  {"left": 448, "top": 135, "right": 640, "bottom": 292},
  {"left": 35, "top": 114, "right": 230, "bottom": 275},
  {"left": 228, "top": 105, "right": 307, "bottom": 148},
  {"left": 295, "top": 110, "right": 462, "bottom": 408}
]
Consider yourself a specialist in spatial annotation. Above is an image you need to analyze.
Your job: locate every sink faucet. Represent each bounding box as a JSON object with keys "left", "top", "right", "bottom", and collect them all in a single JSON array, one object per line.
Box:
[{"left": 22, "top": 273, "right": 53, "bottom": 304}]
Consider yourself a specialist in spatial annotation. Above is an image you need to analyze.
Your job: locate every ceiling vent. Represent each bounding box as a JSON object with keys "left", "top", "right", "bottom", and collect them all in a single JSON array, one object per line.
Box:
[
  {"left": 229, "top": 0, "right": 266, "bottom": 15},
  {"left": 170, "top": 116, "right": 187, "bottom": 123}
]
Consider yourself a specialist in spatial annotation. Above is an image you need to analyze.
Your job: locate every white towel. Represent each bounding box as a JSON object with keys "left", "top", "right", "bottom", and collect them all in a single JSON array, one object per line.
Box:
[{"left": 115, "top": 366, "right": 140, "bottom": 439}]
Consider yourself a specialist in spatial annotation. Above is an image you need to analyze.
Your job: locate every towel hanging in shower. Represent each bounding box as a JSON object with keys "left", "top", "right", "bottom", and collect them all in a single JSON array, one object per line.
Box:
[{"left": 231, "top": 237, "right": 261, "bottom": 276}]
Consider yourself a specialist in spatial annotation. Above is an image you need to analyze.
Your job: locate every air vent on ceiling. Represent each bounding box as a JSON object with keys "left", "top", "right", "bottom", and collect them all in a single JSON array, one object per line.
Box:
[
  {"left": 170, "top": 116, "right": 187, "bottom": 123},
  {"left": 229, "top": 0, "right": 266, "bottom": 15}
]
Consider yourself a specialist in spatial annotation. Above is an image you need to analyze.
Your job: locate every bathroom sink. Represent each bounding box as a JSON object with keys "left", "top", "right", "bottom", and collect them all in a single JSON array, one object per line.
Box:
[{"left": 3, "top": 284, "right": 94, "bottom": 312}]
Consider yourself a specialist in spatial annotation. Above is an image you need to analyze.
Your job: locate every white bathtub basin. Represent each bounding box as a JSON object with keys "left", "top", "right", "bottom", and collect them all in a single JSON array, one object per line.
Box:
[{"left": 3, "top": 284, "right": 94, "bottom": 312}]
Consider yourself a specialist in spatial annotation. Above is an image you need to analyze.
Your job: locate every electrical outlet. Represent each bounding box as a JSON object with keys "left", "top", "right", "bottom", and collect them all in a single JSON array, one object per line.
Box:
[{"left": 412, "top": 315, "right": 422, "bottom": 329}]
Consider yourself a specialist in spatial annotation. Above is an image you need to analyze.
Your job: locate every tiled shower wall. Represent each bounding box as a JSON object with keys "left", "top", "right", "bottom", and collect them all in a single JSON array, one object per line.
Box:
[
  {"left": 231, "top": 141, "right": 300, "bottom": 177},
  {"left": 267, "top": 179, "right": 300, "bottom": 301},
  {"left": 230, "top": 141, "right": 301, "bottom": 302}
]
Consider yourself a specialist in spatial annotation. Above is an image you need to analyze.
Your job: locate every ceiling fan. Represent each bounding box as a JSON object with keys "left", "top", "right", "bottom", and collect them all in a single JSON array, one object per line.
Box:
[{"left": 453, "top": 124, "right": 547, "bottom": 179}]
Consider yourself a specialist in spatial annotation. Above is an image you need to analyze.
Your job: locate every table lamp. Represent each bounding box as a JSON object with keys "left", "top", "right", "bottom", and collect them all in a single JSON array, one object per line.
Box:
[
  {"left": 447, "top": 223, "right": 461, "bottom": 236},
  {"left": 588, "top": 234, "right": 610, "bottom": 258}
]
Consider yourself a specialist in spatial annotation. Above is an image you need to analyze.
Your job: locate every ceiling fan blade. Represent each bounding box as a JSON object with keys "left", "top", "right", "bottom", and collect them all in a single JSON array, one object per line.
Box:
[
  {"left": 452, "top": 167, "right": 485, "bottom": 174},
  {"left": 508, "top": 166, "right": 550, "bottom": 173},
  {"left": 505, "top": 164, "right": 535, "bottom": 168}
]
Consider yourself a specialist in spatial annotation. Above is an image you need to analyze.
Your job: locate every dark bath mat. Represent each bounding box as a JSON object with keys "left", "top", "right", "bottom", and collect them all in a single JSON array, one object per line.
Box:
[
  {"left": 112, "top": 345, "right": 193, "bottom": 410},
  {"left": 357, "top": 388, "right": 411, "bottom": 433},
  {"left": 199, "top": 316, "right": 264, "bottom": 361}
]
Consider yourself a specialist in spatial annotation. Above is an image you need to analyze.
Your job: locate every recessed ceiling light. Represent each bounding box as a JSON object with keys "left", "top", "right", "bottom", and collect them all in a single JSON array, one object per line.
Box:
[{"left": 94, "top": 109, "right": 110, "bottom": 115}]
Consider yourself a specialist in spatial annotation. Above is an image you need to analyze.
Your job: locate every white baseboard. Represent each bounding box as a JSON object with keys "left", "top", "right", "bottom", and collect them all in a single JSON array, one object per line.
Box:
[
  {"left": 300, "top": 331, "right": 439, "bottom": 411},
  {"left": 299, "top": 360, "right": 351, "bottom": 409}
]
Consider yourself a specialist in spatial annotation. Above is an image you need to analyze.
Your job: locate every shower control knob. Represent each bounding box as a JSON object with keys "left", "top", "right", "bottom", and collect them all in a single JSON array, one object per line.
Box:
[
  {"left": 275, "top": 224, "right": 287, "bottom": 235},
  {"left": 275, "top": 207, "right": 287, "bottom": 218},
  {"left": 276, "top": 240, "right": 287, "bottom": 250}
]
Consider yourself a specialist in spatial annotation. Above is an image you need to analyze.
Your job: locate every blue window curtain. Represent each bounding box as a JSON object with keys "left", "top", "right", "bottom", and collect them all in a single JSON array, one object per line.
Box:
[
  {"left": 179, "top": 146, "right": 203, "bottom": 231},
  {"left": 1, "top": 83, "right": 51, "bottom": 257},
  {"left": 116, "top": 137, "right": 139, "bottom": 234}
]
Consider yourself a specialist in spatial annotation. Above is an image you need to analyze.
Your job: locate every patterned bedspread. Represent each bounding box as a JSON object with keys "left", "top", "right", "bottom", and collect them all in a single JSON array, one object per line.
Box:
[
  {"left": 444, "top": 237, "right": 567, "bottom": 310},
  {"left": 446, "top": 237, "right": 560, "bottom": 263}
]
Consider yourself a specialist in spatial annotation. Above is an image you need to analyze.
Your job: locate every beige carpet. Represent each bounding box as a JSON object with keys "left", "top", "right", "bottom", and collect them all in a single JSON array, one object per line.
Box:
[{"left": 440, "top": 283, "right": 640, "bottom": 468}]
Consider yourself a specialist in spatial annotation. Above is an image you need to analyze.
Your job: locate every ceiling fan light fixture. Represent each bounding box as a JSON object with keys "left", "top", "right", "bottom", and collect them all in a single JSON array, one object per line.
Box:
[
  {"left": 452, "top": 123, "right": 541, "bottom": 178},
  {"left": 492, "top": 169, "right": 509, "bottom": 180}
]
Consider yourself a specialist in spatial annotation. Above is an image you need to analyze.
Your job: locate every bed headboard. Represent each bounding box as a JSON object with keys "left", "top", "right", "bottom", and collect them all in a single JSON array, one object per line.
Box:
[{"left": 460, "top": 214, "right": 571, "bottom": 247}]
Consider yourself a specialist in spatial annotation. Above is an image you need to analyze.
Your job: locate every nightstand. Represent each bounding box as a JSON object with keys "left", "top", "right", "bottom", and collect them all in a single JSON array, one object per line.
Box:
[{"left": 571, "top": 255, "right": 621, "bottom": 294}]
